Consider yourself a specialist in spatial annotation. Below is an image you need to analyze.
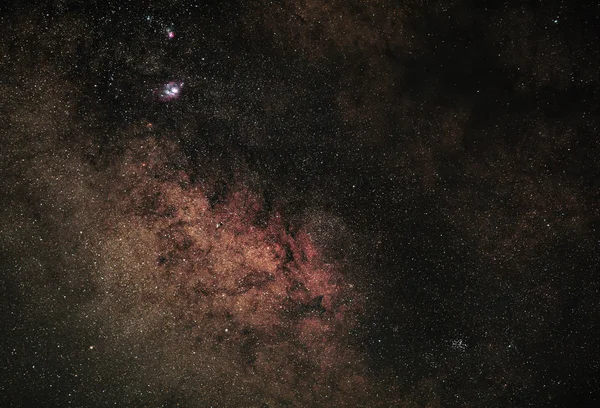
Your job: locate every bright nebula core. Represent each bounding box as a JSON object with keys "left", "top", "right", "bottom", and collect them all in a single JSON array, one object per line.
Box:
[
  {"left": 155, "top": 80, "right": 183, "bottom": 102},
  {"left": 164, "top": 25, "right": 176, "bottom": 39}
]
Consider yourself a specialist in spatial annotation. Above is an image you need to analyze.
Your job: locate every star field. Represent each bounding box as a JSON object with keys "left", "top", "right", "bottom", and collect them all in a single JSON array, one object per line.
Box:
[{"left": 1, "top": 1, "right": 599, "bottom": 407}]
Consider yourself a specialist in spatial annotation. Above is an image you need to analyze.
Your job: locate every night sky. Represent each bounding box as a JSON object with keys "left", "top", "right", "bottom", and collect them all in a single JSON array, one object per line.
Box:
[{"left": 1, "top": 1, "right": 599, "bottom": 407}]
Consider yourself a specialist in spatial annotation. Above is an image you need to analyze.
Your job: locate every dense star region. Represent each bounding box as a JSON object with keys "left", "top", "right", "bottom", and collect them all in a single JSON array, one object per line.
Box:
[
  {"left": 1, "top": 0, "right": 599, "bottom": 407},
  {"left": 86, "top": 138, "right": 368, "bottom": 406}
]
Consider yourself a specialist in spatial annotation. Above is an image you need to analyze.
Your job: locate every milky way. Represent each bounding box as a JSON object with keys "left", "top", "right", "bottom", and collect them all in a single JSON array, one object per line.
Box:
[{"left": 1, "top": 1, "right": 599, "bottom": 407}]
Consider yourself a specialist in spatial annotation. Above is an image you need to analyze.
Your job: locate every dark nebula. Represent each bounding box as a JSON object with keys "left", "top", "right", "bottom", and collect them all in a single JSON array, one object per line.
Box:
[{"left": 1, "top": 1, "right": 599, "bottom": 407}]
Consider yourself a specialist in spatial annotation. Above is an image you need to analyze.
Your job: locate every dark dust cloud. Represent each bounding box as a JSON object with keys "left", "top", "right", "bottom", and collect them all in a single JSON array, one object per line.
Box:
[{"left": 1, "top": 1, "right": 599, "bottom": 407}]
